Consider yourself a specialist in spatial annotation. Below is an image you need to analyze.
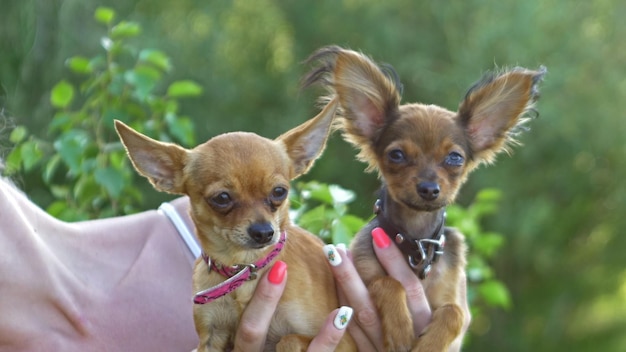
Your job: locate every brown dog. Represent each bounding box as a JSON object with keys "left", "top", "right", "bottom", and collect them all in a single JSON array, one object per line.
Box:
[
  {"left": 114, "top": 99, "right": 355, "bottom": 351},
  {"left": 305, "top": 46, "right": 545, "bottom": 351}
]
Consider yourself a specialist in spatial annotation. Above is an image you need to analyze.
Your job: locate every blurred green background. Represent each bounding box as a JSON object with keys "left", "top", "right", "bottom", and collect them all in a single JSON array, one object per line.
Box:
[{"left": 2, "top": 0, "right": 625, "bottom": 351}]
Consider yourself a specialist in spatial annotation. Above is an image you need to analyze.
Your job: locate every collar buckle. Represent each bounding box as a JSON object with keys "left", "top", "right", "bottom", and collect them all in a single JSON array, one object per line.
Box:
[
  {"left": 243, "top": 263, "right": 258, "bottom": 280},
  {"left": 374, "top": 195, "right": 447, "bottom": 280}
]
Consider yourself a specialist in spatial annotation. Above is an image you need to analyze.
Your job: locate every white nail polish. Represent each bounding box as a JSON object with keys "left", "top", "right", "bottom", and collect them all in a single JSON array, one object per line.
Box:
[
  {"left": 336, "top": 243, "right": 347, "bottom": 252},
  {"left": 333, "top": 306, "right": 353, "bottom": 330},
  {"left": 323, "top": 244, "right": 342, "bottom": 266}
]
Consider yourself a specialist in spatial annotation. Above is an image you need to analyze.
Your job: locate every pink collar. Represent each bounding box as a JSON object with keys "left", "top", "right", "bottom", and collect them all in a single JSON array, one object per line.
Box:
[{"left": 193, "top": 231, "right": 287, "bottom": 304}]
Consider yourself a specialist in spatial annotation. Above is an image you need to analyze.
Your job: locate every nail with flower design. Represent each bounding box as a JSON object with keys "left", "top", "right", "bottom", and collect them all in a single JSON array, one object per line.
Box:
[
  {"left": 323, "top": 244, "right": 342, "bottom": 266},
  {"left": 333, "top": 306, "right": 353, "bottom": 330}
]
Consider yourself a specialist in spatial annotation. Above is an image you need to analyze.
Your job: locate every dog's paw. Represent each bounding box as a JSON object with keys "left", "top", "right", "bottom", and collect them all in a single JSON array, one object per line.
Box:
[
  {"left": 369, "top": 277, "right": 415, "bottom": 352},
  {"left": 411, "top": 303, "right": 465, "bottom": 352},
  {"left": 384, "top": 322, "right": 414, "bottom": 352}
]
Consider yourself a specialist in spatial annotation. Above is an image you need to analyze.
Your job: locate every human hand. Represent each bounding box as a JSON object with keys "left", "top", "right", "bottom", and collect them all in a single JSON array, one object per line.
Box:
[
  {"left": 323, "top": 227, "right": 471, "bottom": 351},
  {"left": 231, "top": 260, "right": 353, "bottom": 352}
]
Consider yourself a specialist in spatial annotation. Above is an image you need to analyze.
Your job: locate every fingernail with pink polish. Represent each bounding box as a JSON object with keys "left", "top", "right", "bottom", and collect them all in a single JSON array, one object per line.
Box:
[
  {"left": 323, "top": 244, "right": 342, "bottom": 266},
  {"left": 268, "top": 261, "right": 287, "bottom": 285},
  {"left": 372, "top": 227, "right": 391, "bottom": 249},
  {"left": 334, "top": 306, "right": 353, "bottom": 330}
]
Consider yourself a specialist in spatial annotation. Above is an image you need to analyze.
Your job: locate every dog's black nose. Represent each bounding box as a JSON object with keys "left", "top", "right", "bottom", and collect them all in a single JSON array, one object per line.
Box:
[
  {"left": 417, "top": 182, "right": 440, "bottom": 201},
  {"left": 248, "top": 223, "right": 275, "bottom": 244}
]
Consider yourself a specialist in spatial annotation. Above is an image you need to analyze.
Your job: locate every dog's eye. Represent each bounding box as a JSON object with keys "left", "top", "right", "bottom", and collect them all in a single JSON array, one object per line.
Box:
[
  {"left": 445, "top": 152, "right": 464, "bottom": 166},
  {"left": 270, "top": 187, "right": 288, "bottom": 202},
  {"left": 210, "top": 192, "right": 232, "bottom": 208},
  {"left": 388, "top": 149, "right": 406, "bottom": 163}
]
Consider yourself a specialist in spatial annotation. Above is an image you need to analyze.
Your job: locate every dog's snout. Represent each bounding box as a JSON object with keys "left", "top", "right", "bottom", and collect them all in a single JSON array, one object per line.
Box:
[
  {"left": 248, "top": 223, "right": 275, "bottom": 244},
  {"left": 417, "top": 181, "right": 440, "bottom": 201}
]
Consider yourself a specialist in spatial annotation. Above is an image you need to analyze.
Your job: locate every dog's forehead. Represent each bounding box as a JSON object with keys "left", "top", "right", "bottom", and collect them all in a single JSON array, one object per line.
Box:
[
  {"left": 189, "top": 132, "right": 291, "bottom": 179},
  {"left": 387, "top": 104, "right": 464, "bottom": 143},
  {"left": 398, "top": 103, "right": 456, "bottom": 123}
]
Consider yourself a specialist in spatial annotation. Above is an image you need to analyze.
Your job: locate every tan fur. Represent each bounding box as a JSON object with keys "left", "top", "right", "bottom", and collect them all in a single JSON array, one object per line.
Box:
[
  {"left": 115, "top": 99, "right": 355, "bottom": 351},
  {"left": 305, "top": 46, "right": 545, "bottom": 351}
]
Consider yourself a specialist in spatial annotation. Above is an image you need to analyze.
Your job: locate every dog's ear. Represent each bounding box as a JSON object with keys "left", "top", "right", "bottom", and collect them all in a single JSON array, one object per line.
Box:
[
  {"left": 277, "top": 98, "right": 338, "bottom": 178},
  {"left": 114, "top": 120, "right": 188, "bottom": 194},
  {"left": 304, "top": 47, "right": 402, "bottom": 166},
  {"left": 458, "top": 66, "right": 546, "bottom": 163},
  {"left": 332, "top": 49, "right": 401, "bottom": 141}
]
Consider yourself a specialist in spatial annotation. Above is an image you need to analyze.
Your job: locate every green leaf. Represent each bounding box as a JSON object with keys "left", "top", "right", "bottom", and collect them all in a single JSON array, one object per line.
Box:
[
  {"left": 50, "top": 80, "right": 75, "bottom": 108},
  {"left": 139, "top": 49, "right": 172, "bottom": 72},
  {"left": 478, "top": 280, "right": 511, "bottom": 310},
  {"left": 43, "top": 154, "right": 62, "bottom": 183},
  {"left": 49, "top": 112, "right": 73, "bottom": 133},
  {"left": 53, "top": 130, "right": 90, "bottom": 174},
  {"left": 94, "top": 167, "right": 126, "bottom": 198},
  {"left": 73, "top": 174, "right": 100, "bottom": 203},
  {"left": 49, "top": 185, "right": 69, "bottom": 199},
  {"left": 47, "top": 200, "right": 70, "bottom": 218},
  {"left": 165, "top": 100, "right": 179, "bottom": 114},
  {"left": 124, "top": 66, "right": 161, "bottom": 100},
  {"left": 301, "top": 182, "right": 333, "bottom": 205},
  {"left": 331, "top": 216, "right": 363, "bottom": 245},
  {"left": 476, "top": 188, "right": 502, "bottom": 202},
  {"left": 9, "top": 126, "right": 28, "bottom": 143},
  {"left": 331, "top": 219, "right": 353, "bottom": 245},
  {"left": 20, "top": 140, "right": 44, "bottom": 171},
  {"left": 94, "top": 7, "right": 115, "bottom": 25},
  {"left": 297, "top": 205, "right": 330, "bottom": 238},
  {"left": 472, "top": 232, "right": 505, "bottom": 258},
  {"left": 338, "top": 214, "right": 367, "bottom": 234},
  {"left": 100, "top": 37, "right": 114, "bottom": 51},
  {"left": 102, "top": 108, "right": 128, "bottom": 131},
  {"left": 88, "top": 55, "right": 107, "bottom": 72},
  {"left": 328, "top": 184, "right": 356, "bottom": 205},
  {"left": 108, "top": 149, "right": 128, "bottom": 169},
  {"left": 466, "top": 255, "right": 493, "bottom": 282},
  {"left": 4, "top": 146, "right": 23, "bottom": 174},
  {"left": 107, "top": 71, "right": 126, "bottom": 96},
  {"left": 66, "top": 56, "right": 92, "bottom": 74},
  {"left": 165, "top": 114, "right": 195, "bottom": 146},
  {"left": 167, "top": 80, "right": 203, "bottom": 98},
  {"left": 47, "top": 201, "right": 89, "bottom": 222},
  {"left": 110, "top": 21, "right": 141, "bottom": 39}
]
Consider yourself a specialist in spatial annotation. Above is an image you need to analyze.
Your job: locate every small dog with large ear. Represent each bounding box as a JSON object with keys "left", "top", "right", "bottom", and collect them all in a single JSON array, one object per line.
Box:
[
  {"left": 115, "top": 98, "right": 356, "bottom": 351},
  {"left": 305, "top": 46, "right": 545, "bottom": 351}
]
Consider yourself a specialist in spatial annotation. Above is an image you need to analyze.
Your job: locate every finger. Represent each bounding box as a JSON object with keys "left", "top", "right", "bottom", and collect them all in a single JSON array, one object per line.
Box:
[
  {"left": 371, "top": 227, "right": 432, "bottom": 334},
  {"left": 233, "top": 261, "right": 287, "bottom": 352},
  {"left": 306, "top": 306, "right": 353, "bottom": 351},
  {"left": 323, "top": 244, "right": 384, "bottom": 351},
  {"left": 336, "top": 274, "right": 378, "bottom": 352},
  {"left": 338, "top": 243, "right": 354, "bottom": 261}
]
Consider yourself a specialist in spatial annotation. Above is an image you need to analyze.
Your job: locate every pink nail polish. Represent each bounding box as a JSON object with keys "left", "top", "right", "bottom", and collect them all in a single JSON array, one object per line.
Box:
[
  {"left": 268, "top": 261, "right": 287, "bottom": 284},
  {"left": 372, "top": 227, "right": 391, "bottom": 249}
]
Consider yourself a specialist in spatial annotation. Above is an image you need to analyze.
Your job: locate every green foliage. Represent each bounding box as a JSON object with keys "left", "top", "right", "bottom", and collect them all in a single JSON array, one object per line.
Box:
[
  {"left": 5, "top": 7, "right": 202, "bottom": 220},
  {"left": 291, "top": 181, "right": 367, "bottom": 245},
  {"left": 447, "top": 189, "right": 511, "bottom": 326}
]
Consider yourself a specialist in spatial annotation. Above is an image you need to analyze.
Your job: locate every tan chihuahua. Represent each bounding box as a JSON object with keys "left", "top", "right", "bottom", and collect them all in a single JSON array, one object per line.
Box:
[
  {"left": 305, "top": 46, "right": 545, "bottom": 351},
  {"left": 115, "top": 99, "right": 355, "bottom": 351}
]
